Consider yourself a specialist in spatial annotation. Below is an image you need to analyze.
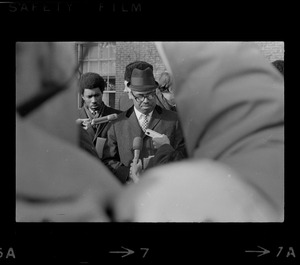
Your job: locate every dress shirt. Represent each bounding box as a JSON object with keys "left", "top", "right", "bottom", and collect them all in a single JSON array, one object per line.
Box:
[{"left": 134, "top": 107, "right": 153, "bottom": 130}]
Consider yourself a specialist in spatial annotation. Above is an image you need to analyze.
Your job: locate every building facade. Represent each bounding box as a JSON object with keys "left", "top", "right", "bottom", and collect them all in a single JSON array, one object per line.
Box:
[{"left": 76, "top": 41, "right": 284, "bottom": 109}]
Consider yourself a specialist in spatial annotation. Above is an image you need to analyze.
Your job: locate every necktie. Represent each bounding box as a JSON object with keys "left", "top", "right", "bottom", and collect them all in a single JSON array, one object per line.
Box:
[
  {"left": 91, "top": 111, "right": 99, "bottom": 118},
  {"left": 90, "top": 111, "right": 99, "bottom": 130},
  {"left": 141, "top": 114, "right": 149, "bottom": 132}
]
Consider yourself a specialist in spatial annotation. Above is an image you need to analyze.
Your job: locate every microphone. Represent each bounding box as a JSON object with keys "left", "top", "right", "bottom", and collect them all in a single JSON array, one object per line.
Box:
[
  {"left": 133, "top": 136, "right": 142, "bottom": 162},
  {"left": 91, "top": 113, "right": 118, "bottom": 125}
]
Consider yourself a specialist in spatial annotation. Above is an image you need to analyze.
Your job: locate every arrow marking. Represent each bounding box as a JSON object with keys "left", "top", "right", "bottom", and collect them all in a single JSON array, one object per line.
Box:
[
  {"left": 245, "top": 246, "right": 270, "bottom": 257},
  {"left": 109, "top": 246, "right": 134, "bottom": 258}
]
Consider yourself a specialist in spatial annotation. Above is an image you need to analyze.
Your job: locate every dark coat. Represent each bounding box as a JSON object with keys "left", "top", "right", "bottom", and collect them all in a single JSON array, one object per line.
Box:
[{"left": 102, "top": 105, "right": 186, "bottom": 183}]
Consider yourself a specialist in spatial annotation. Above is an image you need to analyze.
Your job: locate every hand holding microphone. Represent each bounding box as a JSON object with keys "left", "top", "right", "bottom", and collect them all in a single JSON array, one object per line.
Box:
[
  {"left": 129, "top": 137, "right": 143, "bottom": 183},
  {"left": 76, "top": 113, "right": 118, "bottom": 130},
  {"left": 130, "top": 159, "right": 143, "bottom": 183},
  {"left": 76, "top": 118, "right": 92, "bottom": 130},
  {"left": 91, "top": 113, "right": 118, "bottom": 125}
]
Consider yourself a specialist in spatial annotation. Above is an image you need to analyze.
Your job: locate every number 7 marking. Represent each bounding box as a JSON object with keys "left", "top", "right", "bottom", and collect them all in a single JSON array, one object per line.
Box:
[
  {"left": 277, "top": 246, "right": 283, "bottom": 257},
  {"left": 141, "top": 248, "right": 149, "bottom": 258}
]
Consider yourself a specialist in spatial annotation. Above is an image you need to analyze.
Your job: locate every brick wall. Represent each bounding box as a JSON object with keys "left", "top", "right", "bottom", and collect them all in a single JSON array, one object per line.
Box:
[
  {"left": 253, "top": 41, "right": 284, "bottom": 61},
  {"left": 114, "top": 41, "right": 284, "bottom": 108}
]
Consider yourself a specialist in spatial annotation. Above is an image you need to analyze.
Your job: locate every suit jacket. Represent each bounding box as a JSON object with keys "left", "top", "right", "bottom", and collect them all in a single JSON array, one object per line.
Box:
[
  {"left": 78, "top": 104, "right": 122, "bottom": 145},
  {"left": 102, "top": 105, "right": 186, "bottom": 183}
]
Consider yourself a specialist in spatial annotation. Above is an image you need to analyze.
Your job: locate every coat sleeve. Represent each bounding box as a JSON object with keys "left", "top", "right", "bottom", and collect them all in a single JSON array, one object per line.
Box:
[{"left": 102, "top": 123, "right": 130, "bottom": 184}]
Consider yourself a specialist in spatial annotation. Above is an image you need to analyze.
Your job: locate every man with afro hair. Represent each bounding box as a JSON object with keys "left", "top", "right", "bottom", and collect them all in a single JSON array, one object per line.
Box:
[{"left": 78, "top": 72, "right": 121, "bottom": 159}]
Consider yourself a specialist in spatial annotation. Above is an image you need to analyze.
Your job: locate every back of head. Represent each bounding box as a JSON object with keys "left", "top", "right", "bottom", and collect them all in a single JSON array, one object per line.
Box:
[
  {"left": 124, "top": 61, "right": 154, "bottom": 82},
  {"left": 158, "top": 71, "right": 173, "bottom": 92},
  {"left": 79, "top": 72, "right": 106, "bottom": 94},
  {"left": 16, "top": 42, "right": 78, "bottom": 145}
]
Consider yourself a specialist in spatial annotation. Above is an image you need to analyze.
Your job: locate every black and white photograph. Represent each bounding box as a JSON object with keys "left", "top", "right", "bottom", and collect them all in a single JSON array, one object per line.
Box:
[
  {"left": 16, "top": 41, "right": 285, "bottom": 223},
  {"left": 0, "top": 1, "right": 293, "bottom": 264}
]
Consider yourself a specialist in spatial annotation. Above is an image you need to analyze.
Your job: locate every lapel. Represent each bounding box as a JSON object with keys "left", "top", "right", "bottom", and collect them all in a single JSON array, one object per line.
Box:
[
  {"left": 93, "top": 104, "right": 113, "bottom": 142},
  {"left": 147, "top": 105, "right": 162, "bottom": 130},
  {"left": 141, "top": 105, "right": 162, "bottom": 139},
  {"left": 124, "top": 105, "right": 163, "bottom": 141},
  {"left": 126, "top": 106, "right": 144, "bottom": 138}
]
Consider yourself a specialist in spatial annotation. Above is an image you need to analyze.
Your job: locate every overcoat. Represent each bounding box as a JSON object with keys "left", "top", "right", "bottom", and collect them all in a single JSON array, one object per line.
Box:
[{"left": 102, "top": 105, "right": 186, "bottom": 183}]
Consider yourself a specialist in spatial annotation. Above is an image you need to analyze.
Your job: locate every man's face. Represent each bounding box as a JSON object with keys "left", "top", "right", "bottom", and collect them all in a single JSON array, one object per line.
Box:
[
  {"left": 81, "top": 87, "right": 103, "bottom": 111},
  {"left": 131, "top": 90, "right": 156, "bottom": 114}
]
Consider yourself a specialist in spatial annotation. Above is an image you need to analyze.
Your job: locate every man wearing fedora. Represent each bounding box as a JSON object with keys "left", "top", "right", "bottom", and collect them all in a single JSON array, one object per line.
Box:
[
  {"left": 102, "top": 67, "right": 186, "bottom": 183},
  {"left": 118, "top": 61, "right": 153, "bottom": 111}
]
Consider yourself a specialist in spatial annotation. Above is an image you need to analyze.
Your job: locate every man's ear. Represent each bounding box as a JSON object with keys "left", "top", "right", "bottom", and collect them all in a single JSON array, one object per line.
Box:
[
  {"left": 128, "top": 89, "right": 134, "bottom": 100},
  {"left": 124, "top": 81, "right": 130, "bottom": 92}
]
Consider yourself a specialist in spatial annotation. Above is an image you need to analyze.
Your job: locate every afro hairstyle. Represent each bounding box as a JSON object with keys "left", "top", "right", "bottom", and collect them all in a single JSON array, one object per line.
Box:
[{"left": 79, "top": 72, "right": 106, "bottom": 94}]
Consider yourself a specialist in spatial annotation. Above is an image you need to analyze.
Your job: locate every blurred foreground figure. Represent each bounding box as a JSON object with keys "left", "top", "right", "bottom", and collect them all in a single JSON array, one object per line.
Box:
[
  {"left": 16, "top": 42, "right": 121, "bottom": 222},
  {"left": 16, "top": 42, "right": 284, "bottom": 222},
  {"left": 112, "top": 42, "right": 284, "bottom": 222}
]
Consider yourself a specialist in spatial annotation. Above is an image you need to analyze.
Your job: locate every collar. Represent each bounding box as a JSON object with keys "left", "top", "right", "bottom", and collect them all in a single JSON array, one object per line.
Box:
[
  {"left": 84, "top": 102, "right": 105, "bottom": 118},
  {"left": 134, "top": 107, "right": 154, "bottom": 120}
]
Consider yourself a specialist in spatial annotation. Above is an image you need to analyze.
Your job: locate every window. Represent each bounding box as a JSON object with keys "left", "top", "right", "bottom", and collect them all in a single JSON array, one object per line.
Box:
[{"left": 77, "top": 42, "right": 116, "bottom": 108}]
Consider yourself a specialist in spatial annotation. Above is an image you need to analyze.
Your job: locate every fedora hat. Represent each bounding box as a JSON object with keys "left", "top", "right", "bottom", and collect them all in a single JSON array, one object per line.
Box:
[{"left": 128, "top": 67, "right": 159, "bottom": 92}]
